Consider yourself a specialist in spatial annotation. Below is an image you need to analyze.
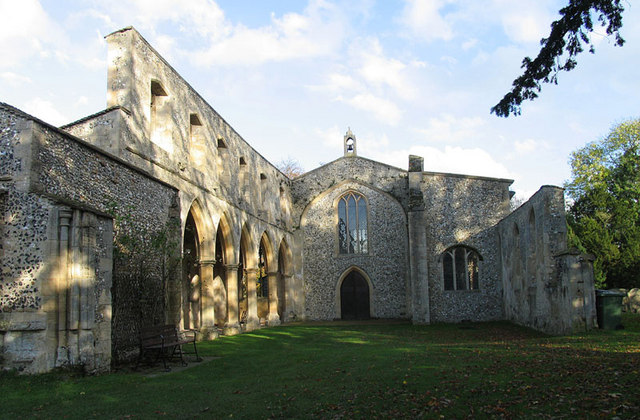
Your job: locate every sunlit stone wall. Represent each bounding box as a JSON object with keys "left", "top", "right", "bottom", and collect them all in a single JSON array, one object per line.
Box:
[{"left": 422, "top": 173, "right": 512, "bottom": 323}]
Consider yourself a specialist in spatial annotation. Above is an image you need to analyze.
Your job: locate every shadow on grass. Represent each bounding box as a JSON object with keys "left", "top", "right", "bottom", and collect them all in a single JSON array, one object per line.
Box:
[{"left": 3, "top": 315, "right": 639, "bottom": 419}]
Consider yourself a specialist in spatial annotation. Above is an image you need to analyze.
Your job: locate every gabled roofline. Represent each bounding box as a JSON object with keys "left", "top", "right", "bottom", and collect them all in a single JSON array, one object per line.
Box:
[{"left": 295, "top": 154, "right": 513, "bottom": 185}]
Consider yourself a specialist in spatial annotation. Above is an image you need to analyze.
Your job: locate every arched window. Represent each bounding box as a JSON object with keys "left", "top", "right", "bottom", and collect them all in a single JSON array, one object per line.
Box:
[
  {"left": 338, "top": 192, "right": 368, "bottom": 254},
  {"left": 442, "top": 246, "right": 480, "bottom": 291}
]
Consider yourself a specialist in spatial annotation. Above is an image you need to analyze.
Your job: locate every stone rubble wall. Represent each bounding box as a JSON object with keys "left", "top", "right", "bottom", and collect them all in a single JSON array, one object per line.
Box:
[
  {"left": 0, "top": 105, "right": 180, "bottom": 371},
  {"left": 422, "top": 173, "right": 512, "bottom": 323},
  {"left": 498, "top": 186, "right": 597, "bottom": 334},
  {"left": 300, "top": 180, "right": 408, "bottom": 320}
]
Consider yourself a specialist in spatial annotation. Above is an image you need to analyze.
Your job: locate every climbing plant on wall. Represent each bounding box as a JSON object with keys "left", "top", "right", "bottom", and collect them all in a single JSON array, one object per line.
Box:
[{"left": 106, "top": 201, "right": 182, "bottom": 359}]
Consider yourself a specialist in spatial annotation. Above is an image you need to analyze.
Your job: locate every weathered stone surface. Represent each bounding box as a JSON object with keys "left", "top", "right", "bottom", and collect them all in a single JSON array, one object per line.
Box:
[{"left": 0, "top": 26, "right": 598, "bottom": 374}]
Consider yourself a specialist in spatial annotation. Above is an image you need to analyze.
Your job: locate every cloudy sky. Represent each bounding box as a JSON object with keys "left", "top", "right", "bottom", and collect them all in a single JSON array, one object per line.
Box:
[{"left": 1, "top": 0, "right": 638, "bottom": 199}]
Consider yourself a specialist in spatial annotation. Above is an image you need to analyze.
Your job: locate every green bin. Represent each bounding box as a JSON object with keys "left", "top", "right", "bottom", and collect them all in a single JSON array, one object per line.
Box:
[{"left": 595, "top": 289, "right": 626, "bottom": 329}]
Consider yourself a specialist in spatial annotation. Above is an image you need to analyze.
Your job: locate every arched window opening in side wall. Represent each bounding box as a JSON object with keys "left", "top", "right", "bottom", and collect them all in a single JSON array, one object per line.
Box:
[
  {"left": 442, "top": 246, "right": 480, "bottom": 291},
  {"left": 258, "top": 241, "right": 269, "bottom": 298},
  {"left": 337, "top": 191, "right": 368, "bottom": 254}
]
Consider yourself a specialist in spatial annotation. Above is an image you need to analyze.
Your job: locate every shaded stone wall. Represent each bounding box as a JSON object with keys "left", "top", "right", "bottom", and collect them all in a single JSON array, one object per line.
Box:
[
  {"left": 0, "top": 105, "right": 180, "bottom": 370},
  {"left": 422, "top": 173, "right": 512, "bottom": 323},
  {"left": 498, "top": 186, "right": 596, "bottom": 334}
]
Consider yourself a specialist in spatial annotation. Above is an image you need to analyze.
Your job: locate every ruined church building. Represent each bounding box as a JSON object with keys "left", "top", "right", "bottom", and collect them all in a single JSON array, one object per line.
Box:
[{"left": 0, "top": 28, "right": 597, "bottom": 373}]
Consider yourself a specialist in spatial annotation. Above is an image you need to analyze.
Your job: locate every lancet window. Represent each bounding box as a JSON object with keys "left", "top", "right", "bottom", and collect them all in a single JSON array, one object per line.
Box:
[{"left": 338, "top": 192, "right": 368, "bottom": 254}]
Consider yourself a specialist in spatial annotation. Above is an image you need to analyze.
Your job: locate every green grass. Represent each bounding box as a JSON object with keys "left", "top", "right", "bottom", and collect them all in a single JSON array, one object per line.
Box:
[{"left": 3, "top": 315, "right": 640, "bottom": 419}]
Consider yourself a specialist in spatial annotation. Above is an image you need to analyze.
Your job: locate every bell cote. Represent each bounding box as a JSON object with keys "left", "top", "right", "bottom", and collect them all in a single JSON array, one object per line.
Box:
[{"left": 343, "top": 128, "right": 357, "bottom": 157}]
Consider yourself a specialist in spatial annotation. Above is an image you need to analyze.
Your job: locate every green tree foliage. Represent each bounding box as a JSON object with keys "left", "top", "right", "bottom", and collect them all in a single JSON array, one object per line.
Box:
[
  {"left": 492, "top": 0, "right": 625, "bottom": 117},
  {"left": 566, "top": 119, "right": 640, "bottom": 288}
]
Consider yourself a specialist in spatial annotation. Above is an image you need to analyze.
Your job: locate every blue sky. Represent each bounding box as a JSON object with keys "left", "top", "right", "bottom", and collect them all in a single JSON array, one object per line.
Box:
[{"left": 1, "top": 0, "right": 638, "bottom": 199}]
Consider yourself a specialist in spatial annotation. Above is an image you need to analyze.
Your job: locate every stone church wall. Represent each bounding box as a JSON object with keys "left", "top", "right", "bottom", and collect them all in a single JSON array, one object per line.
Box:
[
  {"left": 300, "top": 180, "right": 408, "bottom": 320},
  {"left": 498, "top": 186, "right": 597, "bottom": 334},
  {"left": 64, "top": 27, "right": 297, "bottom": 336},
  {"left": 421, "top": 173, "right": 512, "bottom": 323},
  {"left": 63, "top": 27, "right": 293, "bottom": 233},
  {"left": 0, "top": 105, "right": 179, "bottom": 370}
]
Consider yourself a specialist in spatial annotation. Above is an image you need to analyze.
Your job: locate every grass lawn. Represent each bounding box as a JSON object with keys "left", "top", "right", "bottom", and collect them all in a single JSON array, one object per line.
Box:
[{"left": 3, "top": 314, "right": 640, "bottom": 419}]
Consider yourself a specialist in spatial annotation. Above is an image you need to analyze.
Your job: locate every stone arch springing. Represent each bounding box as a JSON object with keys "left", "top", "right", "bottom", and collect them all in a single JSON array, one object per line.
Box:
[
  {"left": 335, "top": 266, "right": 373, "bottom": 320},
  {"left": 238, "top": 222, "right": 259, "bottom": 327}
]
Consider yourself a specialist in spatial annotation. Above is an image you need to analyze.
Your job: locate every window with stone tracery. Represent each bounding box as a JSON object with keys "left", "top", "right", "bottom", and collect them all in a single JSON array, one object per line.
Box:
[
  {"left": 442, "top": 246, "right": 480, "bottom": 291},
  {"left": 338, "top": 192, "right": 368, "bottom": 254}
]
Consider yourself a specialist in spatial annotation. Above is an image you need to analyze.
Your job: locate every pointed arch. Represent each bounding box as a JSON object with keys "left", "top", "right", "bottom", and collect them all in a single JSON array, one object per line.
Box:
[
  {"left": 277, "top": 238, "right": 293, "bottom": 277},
  {"left": 335, "top": 266, "right": 374, "bottom": 320},
  {"left": 184, "top": 198, "right": 214, "bottom": 260},
  {"left": 180, "top": 199, "right": 214, "bottom": 330},
  {"left": 215, "top": 212, "right": 235, "bottom": 265},
  {"left": 277, "top": 238, "right": 293, "bottom": 321}
]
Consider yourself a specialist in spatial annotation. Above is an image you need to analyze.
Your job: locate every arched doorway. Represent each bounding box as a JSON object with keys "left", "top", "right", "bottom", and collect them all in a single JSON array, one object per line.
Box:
[
  {"left": 182, "top": 211, "right": 200, "bottom": 330},
  {"left": 340, "top": 270, "right": 370, "bottom": 320}
]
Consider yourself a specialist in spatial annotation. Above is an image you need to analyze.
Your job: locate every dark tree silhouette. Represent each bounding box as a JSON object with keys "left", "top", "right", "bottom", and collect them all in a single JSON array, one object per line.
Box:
[{"left": 491, "top": 0, "right": 625, "bottom": 117}]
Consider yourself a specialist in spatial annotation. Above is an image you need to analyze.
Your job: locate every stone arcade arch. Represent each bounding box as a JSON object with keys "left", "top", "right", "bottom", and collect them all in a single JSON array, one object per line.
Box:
[
  {"left": 182, "top": 211, "right": 200, "bottom": 330},
  {"left": 336, "top": 267, "right": 373, "bottom": 320},
  {"left": 277, "top": 239, "right": 293, "bottom": 322},
  {"left": 239, "top": 223, "right": 260, "bottom": 330},
  {"left": 179, "top": 200, "right": 217, "bottom": 337},
  {"left": 258, "top": 232, "right": 280, "bottom": 325},
  {"left": 213, "top": 214, "right": 234, "bottom": 328}
]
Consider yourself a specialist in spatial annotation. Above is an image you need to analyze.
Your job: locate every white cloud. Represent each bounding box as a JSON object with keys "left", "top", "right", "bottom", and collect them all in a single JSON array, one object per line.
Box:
[
  {"left": 462, "top": 38, "right": 478, "bottom": 50},
  {"left": 190, "top": 0, "right": 345, "bottom": 67},
  {"left": 354, "top": 38, "right": 415, "bottom": 100},
  {"left": 342, "top": 93, "right": 403, "bottom": 126},
  {"left": 499, "top": 4, "right": 552, "bottom": 44},
  {"left": 102, "top": 0, "right": 227, "bottom": 38},
  {"left": 0, "top": 72, "right": 32, "bottom": 87},
  {"left": 23, "top": 98, "right": 68, "bottom": 126},
  {"left": 316, "top": 125, "right": 345, "bottom": 150},
  {"left": 514, "top": 138, "right": 537, "bottom": 154},
  {"left": 399, "top": 0, "right": 454, "bottom": 42},
  {"left": 0, "top": 0, "right": 64, "bottom": 69},
  {"left": 368, "top": 144, "right": 514, "bottom": 179},
  {"left": 415, "top": 114, "right": 486, "bottom": 143}
]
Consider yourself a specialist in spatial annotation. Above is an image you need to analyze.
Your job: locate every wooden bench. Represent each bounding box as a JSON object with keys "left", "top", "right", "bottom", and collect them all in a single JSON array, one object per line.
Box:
[{"left": 136, "top": 325, "right": 201, "bottom": 371}]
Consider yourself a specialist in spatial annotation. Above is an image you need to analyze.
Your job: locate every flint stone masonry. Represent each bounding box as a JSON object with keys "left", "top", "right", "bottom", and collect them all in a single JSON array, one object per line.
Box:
[
  {"left": 0, "top": 26, "right": 598, "bottom": 374},
  {"left": 300, "top": 180, "right": 408, "bottom": 320}
]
